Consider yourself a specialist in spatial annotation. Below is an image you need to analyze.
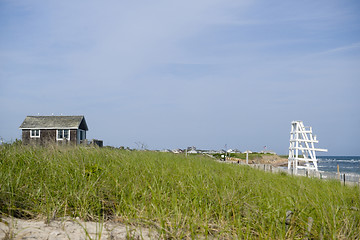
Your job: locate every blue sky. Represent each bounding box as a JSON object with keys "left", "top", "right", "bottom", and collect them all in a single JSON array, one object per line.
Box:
[{"left": 1, "top": 0, "right": 359, "bottom": 154}]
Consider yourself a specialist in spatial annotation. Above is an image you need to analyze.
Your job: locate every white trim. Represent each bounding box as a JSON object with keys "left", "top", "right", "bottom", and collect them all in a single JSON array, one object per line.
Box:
[
  {"left": 30, "top": 129, "right": 40, "bottom": 138},
  {"left": 56, "top": 129, "right": 71, "bottom": 141}
]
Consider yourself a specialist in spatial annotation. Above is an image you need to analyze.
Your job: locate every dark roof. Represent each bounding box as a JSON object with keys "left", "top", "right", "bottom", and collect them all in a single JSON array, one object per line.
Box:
[{"left": 19, "top": 116, "right": 88, "bottom": 131}]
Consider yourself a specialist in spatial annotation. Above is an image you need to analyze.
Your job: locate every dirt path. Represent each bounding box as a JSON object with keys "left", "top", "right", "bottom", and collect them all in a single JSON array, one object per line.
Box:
[{"left": 0, "top": 217, "right": 157, "bottom": 240}]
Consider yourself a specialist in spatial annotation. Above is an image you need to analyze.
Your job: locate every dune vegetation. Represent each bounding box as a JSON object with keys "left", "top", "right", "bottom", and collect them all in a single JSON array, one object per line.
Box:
[{"left": 0, "top": 143, "right": 359, "bottom": 239}]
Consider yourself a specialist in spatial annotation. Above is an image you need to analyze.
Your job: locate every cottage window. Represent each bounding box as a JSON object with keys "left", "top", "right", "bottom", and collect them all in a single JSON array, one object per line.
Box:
[
  {"left": 57, "top": 129, "right": 70, "bottom": 140},
  {"left": 30, "top": 129, "right": 40, "bottom": 138}
]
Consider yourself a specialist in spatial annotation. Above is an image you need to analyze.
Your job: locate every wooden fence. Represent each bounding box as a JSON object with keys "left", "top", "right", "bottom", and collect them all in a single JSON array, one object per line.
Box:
[{"left": 223, "top": 159, "right": 360, "bottom": 186}]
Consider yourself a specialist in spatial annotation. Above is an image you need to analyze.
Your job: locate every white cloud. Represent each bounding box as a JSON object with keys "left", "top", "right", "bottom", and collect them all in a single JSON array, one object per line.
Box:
[{"left": 316, "top": 42, "right": 360, "bottom": 55}]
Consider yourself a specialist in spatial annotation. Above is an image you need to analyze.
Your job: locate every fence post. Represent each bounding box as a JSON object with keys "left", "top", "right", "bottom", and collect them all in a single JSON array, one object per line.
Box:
[{"left": 343, "top": 174, "right": 346, "bottom": 186}]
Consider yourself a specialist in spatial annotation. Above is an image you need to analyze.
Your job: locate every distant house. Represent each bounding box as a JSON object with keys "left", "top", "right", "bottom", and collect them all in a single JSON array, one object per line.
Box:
[
  {"left": 19, "top": 115, "right": 88, "bottom": 145},
  {"left": 172, "top": 149, "right": 183, "bottom": 154},
  {"left": 160, "top": 149, "right": 171, "bottom": 153},
  {"left": 187, "top": 147, "right": 198, "bottom": 154},
  {"left": 226, "top": 149, "right": 235, "bottom": 153}
]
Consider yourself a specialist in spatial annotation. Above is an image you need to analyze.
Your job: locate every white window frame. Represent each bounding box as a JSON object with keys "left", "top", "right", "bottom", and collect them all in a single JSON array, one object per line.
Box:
[
  {"left": 30, "top": 129, "right": 40, "bottom": 138},
  {"left": 57, "top": 129, "right": 70, "bottom": 141}
]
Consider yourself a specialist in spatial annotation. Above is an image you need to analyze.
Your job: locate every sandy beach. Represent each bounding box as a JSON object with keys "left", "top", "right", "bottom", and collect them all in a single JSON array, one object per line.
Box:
[{"left": 0, "top": 217, "right": 157, "bottom": 240}]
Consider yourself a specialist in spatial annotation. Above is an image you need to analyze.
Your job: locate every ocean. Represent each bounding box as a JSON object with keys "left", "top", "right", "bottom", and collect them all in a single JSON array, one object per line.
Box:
[{"left": 317, "top": 156, "right": 360, "bottom": 175}]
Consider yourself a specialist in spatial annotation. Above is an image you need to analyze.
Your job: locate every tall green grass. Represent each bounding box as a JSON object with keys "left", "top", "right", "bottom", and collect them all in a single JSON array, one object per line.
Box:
[{"left": 0, "top": 144, "right": 359, "bottom": 239}]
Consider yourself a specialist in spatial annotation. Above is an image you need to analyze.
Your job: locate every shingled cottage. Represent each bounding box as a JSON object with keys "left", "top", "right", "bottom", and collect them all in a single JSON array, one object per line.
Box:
[{"left": 19, "top": 115, "right": 88, "bottom": 145}]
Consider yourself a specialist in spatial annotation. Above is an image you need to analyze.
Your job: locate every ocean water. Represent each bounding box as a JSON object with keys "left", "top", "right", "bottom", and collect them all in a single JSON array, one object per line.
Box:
[{"left": 317, "top": 156, "right": 360, "bottom": 175}]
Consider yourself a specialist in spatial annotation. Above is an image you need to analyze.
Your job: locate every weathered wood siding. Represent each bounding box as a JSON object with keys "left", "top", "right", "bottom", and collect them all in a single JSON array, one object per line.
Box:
[
  {"left": 40, "top": 129, "right": 56, "bottom": 145},
  {"left": 70, "top": 130, "right": 77, "bottom": 144},
  {"left": 22, "top": 129, "right": 31, "bottom": 145},
  {"left": 22, "top": 129, "right": 78, "bottom": 146},
  {"left": 22, "top": 129, "right": 56, "bottom": 145}
]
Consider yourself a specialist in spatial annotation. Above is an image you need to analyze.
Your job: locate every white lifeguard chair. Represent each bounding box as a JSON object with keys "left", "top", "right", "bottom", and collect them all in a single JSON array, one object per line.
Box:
[{"left": 288, "top": 121, "right": 327, "bottom": 173}]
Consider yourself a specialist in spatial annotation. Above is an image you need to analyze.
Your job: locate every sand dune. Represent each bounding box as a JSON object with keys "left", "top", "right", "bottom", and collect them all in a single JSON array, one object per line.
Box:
[{"left": 0, "top": 217, "right": 157, "bottom": 240}]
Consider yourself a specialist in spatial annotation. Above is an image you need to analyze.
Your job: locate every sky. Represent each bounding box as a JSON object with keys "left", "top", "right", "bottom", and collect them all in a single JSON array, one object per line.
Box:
[{"left": 0, "top": 0, "right": 359, "bottom": 155}]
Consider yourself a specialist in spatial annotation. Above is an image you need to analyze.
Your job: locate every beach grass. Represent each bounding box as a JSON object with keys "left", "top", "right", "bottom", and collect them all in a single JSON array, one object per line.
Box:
[{"left": 0, "top": 144, "right": 359, "bottom": 239}]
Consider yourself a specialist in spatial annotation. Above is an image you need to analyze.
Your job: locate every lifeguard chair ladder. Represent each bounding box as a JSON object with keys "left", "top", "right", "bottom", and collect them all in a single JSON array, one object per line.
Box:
[{"left": 288, "top": 121, "right": 327, "bottom": 173}]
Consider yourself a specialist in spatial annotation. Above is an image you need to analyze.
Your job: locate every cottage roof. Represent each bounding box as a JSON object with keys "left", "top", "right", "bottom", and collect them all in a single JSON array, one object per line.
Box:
[{"left": 19, "top": 116, "right": 88, "bottom": 130}]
